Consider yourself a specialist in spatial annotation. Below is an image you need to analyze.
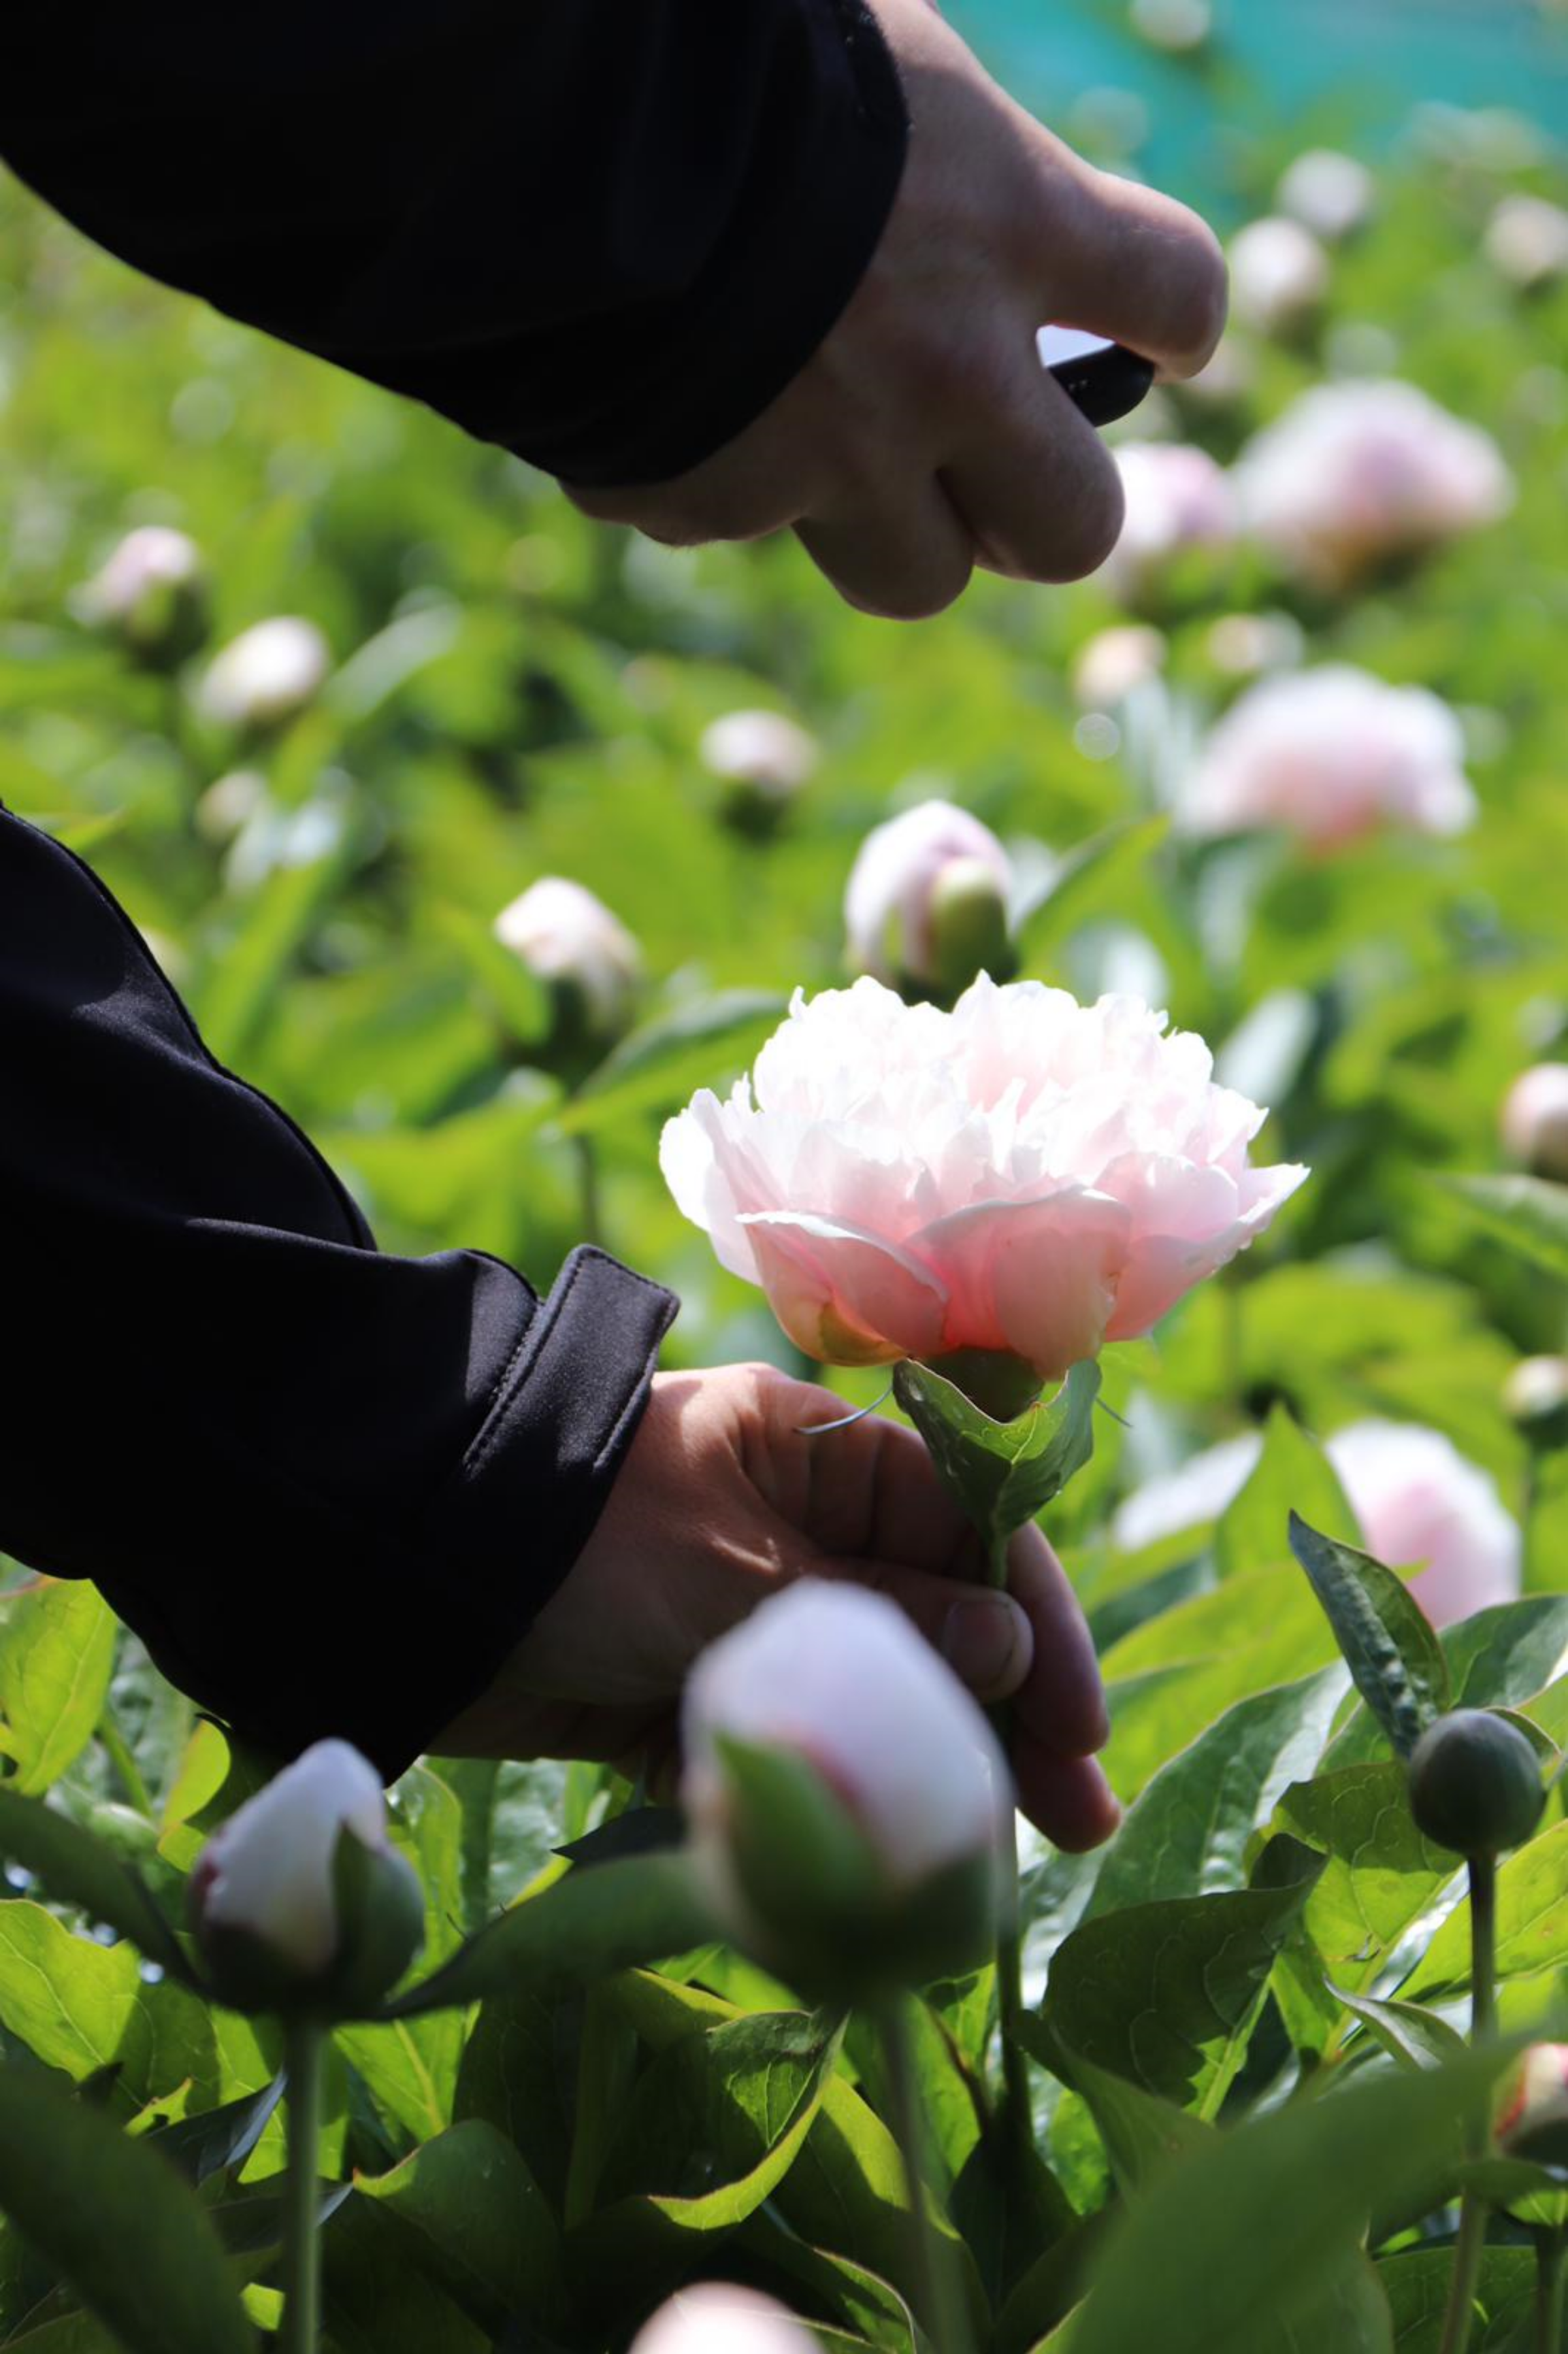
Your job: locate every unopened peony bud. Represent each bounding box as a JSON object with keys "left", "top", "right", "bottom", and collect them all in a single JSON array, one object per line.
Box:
[
  {"left": 1130, "top": 0, "right": 1211, "bottom": 52},
  {"left": 1486, "top": 194, "right": 1568, "bottom": 290},
  {"left": 1228, "top": 217, "right": 1330, "bottom": 337},
  {"left": 493, "top": 876, "right": 642, "bottom": 1042},
  {"left": 682, "top": 1582, "right": 1011, "bottom": 1995},
  {"left": 199, "top": 617, "right": 331, "bottom": 731},
  {"left": 190, "top": 1740, "right": 425, "bottom": 2015},
  {"left": 79, "top": 526, "right": 206, "bottom": 665},
  {"left": 1406, "top": 1710, "right": 1544, "bottom": 1859},
  {"left": 1497, "top": 2046, "right": 1568, "bottom": 2167},
  {"left": 844, "top": 799, "right": 1015, "bottom": 997},
  {"left": 629, "top": 2286, "right": 817, "bottom": 2354},
  {"left": 1503, "top": 1064, "right": 1568, "bottom": 1180},
  {"left": 1505, "top": 1355, "right": 1568, "bottom": 1451},
  {"left": 1277, "top": 150, "right": 1375, "bottom": 243},
  {"left": 1101, "top": 442, "right": 1235, "bottom": 602},
  {"left": 1205, "top": 612, "right": 1305, "bottom": 680},
  {"left": 194, "top": 769, "right": 268, "bottom": 847},
  {"left": 1073, "top": 623, "right": 1168, "bottom": 708},
  {"left": 699, "top": 710, "right": 819, "bottom": 823}
]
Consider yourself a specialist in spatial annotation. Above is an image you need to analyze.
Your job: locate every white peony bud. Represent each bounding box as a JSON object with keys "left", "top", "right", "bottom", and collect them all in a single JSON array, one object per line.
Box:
[
  {"left": 1180, "top": 665, "right": 1475, "bottom": 850},
  {"left": 78, "top": 525, "right": 206, "bottom": 661},
  {"left": 199, "top": 616, "right": 331, "bottom": 731},
  {"left": 1100, "top": 442, "right": 1236, "bottom": 601},
  {"left": 1130, "top": 0, "right": 1212, "bottom": 52},
  {"left": 1277, "top": 150, "right": 1376, "bottom": 243},
  {"left": 493, "top": 875, "right": 642, "bottom": 1040},
  {"left": 194, "top": 769, "right": 268, "bottom": 847},
  {"left": 682, "top": 1581, "right": 1011, "bottom": 1992},
  {"left": 1486, "top": 193, "right": 1568, "bottom": 290},
  {"left": 1205, "top": 611, "right": 1305, "bottom": 680},
  {"left": 190, "top": 1740, "right": 425, "bottom": 2014},
  {"left": 1505, "top": 1356, "right": 1568, "bottom": 1450},
  {"left": 1502, "top": 1063, "right": 1568, "bottom": 1180},
  {"left": 629, "top": 2287, "right": 817, "bottom": 2354},
  {"left": 1228, "top": 217, "right": 1330, "bottom": 337},
  {"left": 699, "top": 709, "right": 819, "bottom": 803},
  {"left": 844, "top": 798, "right": 1015, "bottom": 996},
  {"left": 1073, "top": 623, "right": 1168, "bottom": 708}
]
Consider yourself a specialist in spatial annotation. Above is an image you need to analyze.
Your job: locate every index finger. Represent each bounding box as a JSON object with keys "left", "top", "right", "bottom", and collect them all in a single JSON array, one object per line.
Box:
[{"left": 1029, "top": 135, "right": 1229, "bottom": 381}]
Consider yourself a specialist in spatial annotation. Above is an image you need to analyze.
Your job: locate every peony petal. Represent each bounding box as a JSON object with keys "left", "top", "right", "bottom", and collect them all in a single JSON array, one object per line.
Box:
[
  {"left": 909, "top": 1189, "right": 1132, "bottom": 1378},
  {"left": 1102, "top": 1155, "right": 1307, "bottom": 1339},
  {"left": 740, "top": 1212, "right": 949, "bottom": 1368}
]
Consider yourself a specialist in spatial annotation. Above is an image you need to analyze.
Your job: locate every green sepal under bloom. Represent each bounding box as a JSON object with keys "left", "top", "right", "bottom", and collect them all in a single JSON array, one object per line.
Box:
[
  {"left": 714, "top": 1736, "right": 1005, "bottom": 2001},
  {"left": 894, "top": 1354, "right": 1101, "bottom": 1559},
  {"left": 1407, "top": 1708, "right": 1546, "bottom": 1859},
  {"left": 926, "top": 863, "right": 1017, "bottom": 1003}
]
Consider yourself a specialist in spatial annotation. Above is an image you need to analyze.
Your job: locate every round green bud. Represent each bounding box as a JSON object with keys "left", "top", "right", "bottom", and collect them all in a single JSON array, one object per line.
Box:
[{"left": 1407, "top": 1708, "right": 1545, "bottom": 1857}]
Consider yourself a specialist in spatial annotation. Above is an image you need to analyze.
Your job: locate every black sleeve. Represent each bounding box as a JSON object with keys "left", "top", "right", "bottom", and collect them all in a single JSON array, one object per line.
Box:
[
  {"left": 0, "top": 2, "right": 907, "bottom": 488},
  {"left": 0, "top": 808, "right": 678, "bottom": 1782}
]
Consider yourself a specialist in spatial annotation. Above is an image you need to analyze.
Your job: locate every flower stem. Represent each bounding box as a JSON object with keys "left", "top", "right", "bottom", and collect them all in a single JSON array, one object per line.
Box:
[
  {"left": 574, "top": 1136, "right": 603, "bottom": 1250},
  {"left": 281, "top": 2017, "right": 325, "bottom": 2354},
  {"left": 1436, "top": 1854, "right": 1501, "bottom": 2354},
  {"left": 877, "top": 1996, "right": 976, "bottom": 2354},
  {"left": 987, "top": 1533, "right": 1033, "bottom": 2147},
  {"left": 1537, "top": 2229, "right": 1567, "bottom": 2354}
]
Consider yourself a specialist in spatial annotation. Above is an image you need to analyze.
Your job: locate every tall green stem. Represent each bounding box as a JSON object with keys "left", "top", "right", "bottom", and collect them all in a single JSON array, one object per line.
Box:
[
  {"left": 1536, "top": 2230, "right": 1566, "bottom": 2354},
  {"left": 281, "top": 2017, "right": 325, "bottom": 2354},
  {"left": 877, "top": 1996, "right": 977, "bottom": 2354},
  {"left": 1437, "top": 1855, "right": 1500, "bottom": 2354},
  {"left": 986, "top": 1534, "right": 1032, "bottom": 2147}
]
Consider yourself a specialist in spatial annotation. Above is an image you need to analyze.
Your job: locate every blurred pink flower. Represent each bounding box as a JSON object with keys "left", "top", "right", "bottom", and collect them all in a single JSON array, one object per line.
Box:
[
  {"left": 1486, "top": 193, "right": 1568, "bottom": 289},
  {"left": 629, "top": 2287, "right": 817, "bottom": 2354},
  {"left": 199, "top": 616, "right": 331, "bottom": 729},
  {"left": 1228, "top": 217, "right": 1330, "bottom": 335},
  {"left": 843, "top": 798, "right": 1014, "bottom": 989},
  {"left": 1501, "top": 1063, "right": 1568, "bottom": 1180},
  {"left": 1102, "top": 442, "right": 1236, "bottom": 600},
  {"left": 1073, "top": 623, "right": 1168, "bottom": 708},
  {"left": 699, "top": 707, "right": 819, "bottom": 802},
  {"left": 493, "top": 876, "right": 642, "bottom": 1037},
  {"left": 661, "top": 976, "right": 1305, "bottom": 1378},
  {"left": 1180, "top": 666, "right": 1475, "bottom": 850},
  {"left": 1277, "top": 150, "right": 1375, "bottom": 243},
  {"left": 1235, "top": 380, "right": 1512, "bottom": 588}
]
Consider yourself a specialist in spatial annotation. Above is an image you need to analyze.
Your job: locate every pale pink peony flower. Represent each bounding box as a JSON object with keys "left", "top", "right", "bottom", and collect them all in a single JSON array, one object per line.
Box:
[
  {"left": 699, "top": 708, "right": 819, "bottom": 802},
  {"left": 1277, "top": 150, "right": 1376, "bottom": 243},
  {"left": 493, "top": 876, "right": 642, "bottom": 1036},
  {"left": 1179, "top": 666, "right": 1476, "bottom": 850},
  {"left": 843, "top": 799, "right": 1014, "bottom": 991},
  {"left": 1101, "top": 442, "right": 1236, "bottom": 600},
  {"left": 1501, "top": 1063, "right": 1568, "bottom": 1180},
  {"left": 1228, "top": 217, "right": 1330, "bottom": 335},
  {"left": 1113, "top": 1419, "right": 1520, "bottom": 1627},
  {"left": 1235, "top": 380, "right": 1513, "bottom": 588},
  {"left": 81, "top": 524, "right": 202, "bottom": 622},
  {"left": 1205, "top": 611, "right": 1305, "bottom": 680},
  {"left": 1073, "top": 623, "right": 1168, "bottom": 708},
  {"left": 191, "top": 1740, "right": 391, "bottom": 1974},
  {"left": 1486, "top": 193, "right": 1568, "bottom": 290},
  {"left": 661, "top": 976, "right": 1305, "bottom": 1378},
  {"left": 629, "top": 2285, "right": 817, "bottom": 2354},
  {"left": 199, "top": 616, "right": 331, "bottom": 729},
  {"left": 683, "top": 1582, "right": 1009, "bottom": 1895}
]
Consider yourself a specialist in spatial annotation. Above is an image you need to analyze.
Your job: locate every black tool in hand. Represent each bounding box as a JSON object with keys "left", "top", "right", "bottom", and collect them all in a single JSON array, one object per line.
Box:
[{"left": 1038, "top": 325, "right": 1156, "bottom": 427}]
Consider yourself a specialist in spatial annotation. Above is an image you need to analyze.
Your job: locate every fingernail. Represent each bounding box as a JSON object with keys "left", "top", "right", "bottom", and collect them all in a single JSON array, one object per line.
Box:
[{"left": 941, "top": 1594, "right": 1030, "bottom": 1694}]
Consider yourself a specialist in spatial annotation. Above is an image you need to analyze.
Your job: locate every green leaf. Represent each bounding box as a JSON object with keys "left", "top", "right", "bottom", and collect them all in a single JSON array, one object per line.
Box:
[
  {"left": 1400, "top": 1817, "right": 1568, "bottom": 2002},
  {"left": 1320, "top": 1598, "right": 1568, "bottom": 1774},
  {"left": 451, "top": 1974, "right": 577, "bottom": 2211},
  {"left": 1042, "top": 1836, "right": 1326, "bottom": 2118},
  {"left": 355, "top": 2119, "right": 565, "bottom": 2333},
  {"left": 382, "top": 1850, "right": 715, "bottom": 2019},
  {"left": 1275, "top": 1763, "right": 1460, "bottom": 1997},
  {"left": 1328, "top": 1985, "right": 1469, "bottom": 2072},
  {"left": 429, "top": 902, "right": 550, "bottom": 1046},
  {"left": 319, "top": 2193, "right": 491, "bottom": 2354},
  {"left": 0, "top": 1902, "right": 151, "bottom": 2095},
  {"left": 0, "top": 1785, "right": 193, "bottom": 1981},
  {"left": 0, "top": 2068, "right": 255, "bottom": 2354},
  {"left": 1287, "top": 1512, "right": 1451, "bottom": 1760},
  {"left": 1215, "top": 1407, "right": 1360, "bottom": 1580},
  {"left": 143, "top": 2076, "right": 285, "bottom": 2187},
  {"left": 1014, "top": 817, "right": 1171, "bottom": 966},
  {"left": 553, "top": 1804, "right": 685, "bottom": 1868},
  {"left": 1377, "top": 2246, "right": 1537, "bottom": 2353},
  {"left": 553, "top": 989, "right": 788, "bottom": 1136},
  {"left": 892, "top": 1357, "right": 1100, "bottom": 1551},
  {"left": 0, "top": 1580, "right": 116, "bottom": 1797},
  {"left": 951, "top": 2116, "right": 1075, "bottom": 2312},
  {"left": 1433, "top": 1173, "right": 1568, "bottom": 1282},
  {"left": 1066, "top": 2047, "right": 1505, "bottom": 2354},
  {"left": 1086, "top": 1670, "right": 1346, "bottom": 1919}
]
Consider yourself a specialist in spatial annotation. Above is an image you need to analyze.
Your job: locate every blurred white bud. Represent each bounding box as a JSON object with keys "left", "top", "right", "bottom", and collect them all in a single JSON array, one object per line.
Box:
[
  {"left": 699, "top": 709, "right": 819, "bottom": 804},
  {"left": 1502, "top": 1063, "right": 1568, "bottom": 1180},
  {"left": 1205, "top": 610, "right": 1305, "bottom": 680},
  {"left": 199, "top": 616, "right": 331, "bottom": 731},
  {"left": 1130, "top": 0, "right": 1212, "bottom": 52},
  {"left": 1228, "top": 217, "right": 1330, "bottom": 337},
  {"left": 194, "top": 769, "right": 268, "bottom": 846},
  {"left": 683, "top": 1582, "right": 1011, "bottom": 1992},
  {"left": 191, "top": 1740, "right": 424, "bottom": 2014},
  {"left": 1486, "top": 193, "right": 1568, "bottom": 290},
  {"left": 629, "top": 2286, "right": 817, "bottom": 2354},
  {"left": 844, "top": 798, "right": 1015, "bottom": 995},
  {"left": 1073, "top": 623, "right": 1168, "bottom": 708},
  {"left": 1181, "top": 337, "right": 1258, "bottom": 410},
  {"left": 1505, "top": 1356, "right": 1568, "bottom": 1450},
  {"left": 1181, "top": 666, "right": 1475, "bottom": 850},
  {"left": 493, "top": 876, "right": 642, "bottom": 1038},
  {"left": 1235, "top": 380, "right": 1513, "bottom": 589},
  {"left": 78, "top": 525, "right": 206, "bottom": 661},
  {"left": 1277, "top": 150, "right": 1376, "bottom": 243},
  {"left": 1101, "top": 442, "right": 1236, "bottom": 601}
]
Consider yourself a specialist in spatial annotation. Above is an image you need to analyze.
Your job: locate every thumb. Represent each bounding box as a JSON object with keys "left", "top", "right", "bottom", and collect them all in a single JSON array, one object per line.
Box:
[{"left": 813, "top": 1555, "right": 1035, "bottom": 1704}]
